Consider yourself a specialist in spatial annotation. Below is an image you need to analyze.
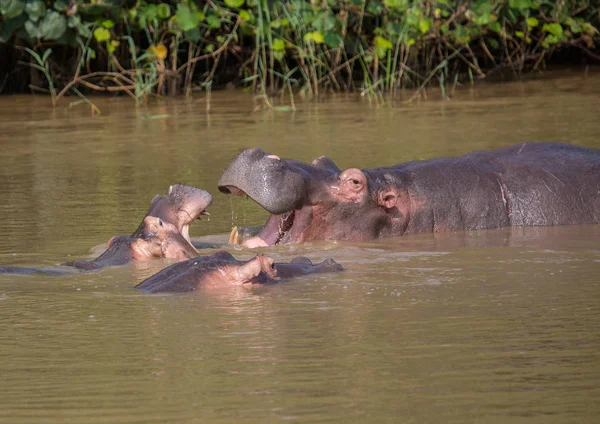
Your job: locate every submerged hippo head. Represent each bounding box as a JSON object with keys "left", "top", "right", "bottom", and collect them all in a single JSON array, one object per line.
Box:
[
  {"left": 135, "top": 251, "right": 278, "bottom": 293},
  {"left": 135, "top": 251, "right": 343, "bottom": 293},
  {"left": 218, "top": 148, "right": 396, "bottom": 246}
]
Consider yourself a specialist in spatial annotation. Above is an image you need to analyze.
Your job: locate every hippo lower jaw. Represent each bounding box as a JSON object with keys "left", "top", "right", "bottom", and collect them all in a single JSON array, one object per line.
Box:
[
  {"left": 222, "top": 185, "right": 301, "bottom": 247},
  {"left": 232, "top": 204, "right": 314, "bottom": 248},
  {"left": 180, "top": 210, "right": 209, "bottom": 246}
]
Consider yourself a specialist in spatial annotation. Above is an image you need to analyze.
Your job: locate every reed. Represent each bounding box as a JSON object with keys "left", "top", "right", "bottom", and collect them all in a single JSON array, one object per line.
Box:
[{"left": 1, "top": 1, "right": 598, "bottom": 104}]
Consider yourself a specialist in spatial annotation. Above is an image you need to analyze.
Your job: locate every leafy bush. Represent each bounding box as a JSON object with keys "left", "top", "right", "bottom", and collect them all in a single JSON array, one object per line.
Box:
[{"left": 1, "top": 1, "right": 598, "bottom": 101}]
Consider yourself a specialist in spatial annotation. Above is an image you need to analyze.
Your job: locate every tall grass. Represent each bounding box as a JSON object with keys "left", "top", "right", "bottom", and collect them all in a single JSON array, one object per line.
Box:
[{"left": 1, "top": 1, "right": 598, "bottom": 105}]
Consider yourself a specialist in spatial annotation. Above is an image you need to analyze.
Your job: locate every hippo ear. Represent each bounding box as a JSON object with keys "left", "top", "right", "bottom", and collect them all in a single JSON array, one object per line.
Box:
[
  {"left": 149, "top": 194, "right": 162, "bottom": 208},
  {"left": 107, "top": 236, "right": 117, "bottom": 248},
  {"left": 337, "top": 168, "right": 368, "bottom": 202},
  {"left": 312, "top": 156, "right": 341, "bottom": 172},
  {"left": 378, "top": 191, "right": 398, "bottom": 210}
]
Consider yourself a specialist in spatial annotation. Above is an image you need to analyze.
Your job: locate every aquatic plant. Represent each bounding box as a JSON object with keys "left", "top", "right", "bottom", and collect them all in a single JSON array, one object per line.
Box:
[{"left": 1, "top": 1, "right": 598, "bottom": 104}]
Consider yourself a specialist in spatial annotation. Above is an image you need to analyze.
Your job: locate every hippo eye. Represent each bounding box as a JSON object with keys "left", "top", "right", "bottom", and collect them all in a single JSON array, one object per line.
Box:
[
  {"left": 352, "top": 179, "right": 359, "bottom": 185},
  {"left": 158, "top": 219, "right": 163, "bottom": 227}
]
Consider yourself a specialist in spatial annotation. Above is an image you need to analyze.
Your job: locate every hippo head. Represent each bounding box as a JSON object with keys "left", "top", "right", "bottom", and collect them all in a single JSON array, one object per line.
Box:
[
  {"left": 134, "top": 184, "right": 213, "bottom": 244},
  {"left": 100, "top": 216, "right": 199, "bottom": 264},
  {"left": 138, "top": 216, "right": 199, "bottom": 261},
  {"left": 218, "top": 148, "right": 396, "bottom": 246}
]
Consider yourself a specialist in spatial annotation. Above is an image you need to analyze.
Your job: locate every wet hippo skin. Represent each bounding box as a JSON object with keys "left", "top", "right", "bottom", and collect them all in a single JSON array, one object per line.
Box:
[
  {"left": 218, "top": 142, "right": 600, "bottom": 246},
  {"left": 63, "top": 184, "right": 212, "bottom": 270},
  {"left": 0, "top": 185, "right": 212, "bottom": 274},
  {"left": 135, "top": 251, "right": 343, "bottom": 293}
]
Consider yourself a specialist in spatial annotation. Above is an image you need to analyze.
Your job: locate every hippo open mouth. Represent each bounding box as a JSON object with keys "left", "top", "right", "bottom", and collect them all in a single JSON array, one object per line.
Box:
[
  {"left": 219, "top": 183, "right": 311, "bottom": 247},
  {"left": 218, "top": 147, "right": 390, "bottom": 246}
]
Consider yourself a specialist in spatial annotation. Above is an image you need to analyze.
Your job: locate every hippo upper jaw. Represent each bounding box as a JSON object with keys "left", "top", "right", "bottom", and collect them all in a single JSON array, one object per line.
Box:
[
  {"left": 218, "top": 148, "right": 309, "bottom": 215},
  {"left": 133, "top": 184, "right": 213, "bottom": 245}
]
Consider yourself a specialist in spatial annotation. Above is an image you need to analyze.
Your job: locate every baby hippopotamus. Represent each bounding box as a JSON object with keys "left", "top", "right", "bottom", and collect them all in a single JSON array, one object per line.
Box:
[
  {"left": 0, "top": 185, "right": 212, "bottom": 275},
  {"left": 64, "top": 184, "right": 212, "bottom": 270},
  {"left": 65, "top": 216, "right": 199, "bottom": 270},
  {"left": 135, "top": 251, "right": 343, "bottom": 293}
]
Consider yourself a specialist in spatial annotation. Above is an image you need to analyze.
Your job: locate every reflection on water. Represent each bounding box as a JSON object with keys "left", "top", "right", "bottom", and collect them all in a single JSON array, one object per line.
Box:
[{"left": 0, "top": 70, "right": 599, "bottom": 423}]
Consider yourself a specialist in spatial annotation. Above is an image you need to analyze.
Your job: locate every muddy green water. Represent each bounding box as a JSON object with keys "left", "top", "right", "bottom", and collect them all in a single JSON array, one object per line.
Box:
[{"left": 1, "top": 71, "right": 599, "bottom": 423}]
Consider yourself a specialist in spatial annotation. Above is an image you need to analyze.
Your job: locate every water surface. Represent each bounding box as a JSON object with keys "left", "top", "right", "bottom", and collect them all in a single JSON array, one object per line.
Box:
[{"left": 1, "top": 70, "right": 599, "bottom": 423}]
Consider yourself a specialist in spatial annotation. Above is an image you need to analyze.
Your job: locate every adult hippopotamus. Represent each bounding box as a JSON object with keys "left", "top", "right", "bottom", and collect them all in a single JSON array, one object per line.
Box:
[
  {"left": 135, "top": 251, "right": 343, "bottom": 293},
  {"left": 218, "top": 142, "right": 600, "bottom": 246}
]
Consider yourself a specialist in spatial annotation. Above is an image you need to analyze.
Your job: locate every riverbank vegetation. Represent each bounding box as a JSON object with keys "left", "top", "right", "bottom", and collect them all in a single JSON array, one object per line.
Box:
[{"left": 1, "top": 0, "right": 599, "bottom": 107}]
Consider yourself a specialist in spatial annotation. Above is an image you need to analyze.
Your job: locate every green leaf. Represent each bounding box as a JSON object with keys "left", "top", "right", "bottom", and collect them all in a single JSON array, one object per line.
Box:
[
  {"left": 515, "top": 31, "right": 524, "bottom": 39},
  {"left": 367, "top": 2, "right": 384, "bottom": 15},
  {"left": 582, "top": 23, "right": 598, "bottom": 35},
  {"left": 93, "top": 27, "right": 111, "bottom": 43},
  {"left": 185, "top": 28, "right": 202, "bottom": 41},
  {"left": 157, "top": 4, "right": 171, "bottom": 19},
  {"left": 471, "top": 1, "right": 493, "bottom": 25},
  {"left": 488, "top": 21, "right": 501, "bottom": 32},
  {"left": 418, "top": 18, "right": 430, "bottom": 34},
  {"left": 486, "top": 38, "right": 499, "bottom": 49},
  {"left": 303, "top": 31, "right": 324, "bottom": 44},
  {"left": 141, "top": 4, "right": 158, "bottom": 23},
  {"left": 508, "top": 0, "right": 533, "bottom": 10},
  {"left": 454, "top": 24, "right": 470, "bottom": 43},
  {"left": 542, "top": 23, "right": 563, "bottom": 37},
  {"left": 375, "top": 36, "right": 393, "bottom": 50},
  {"left": 76, "top": 21, "right": 91, "bottom": 38},
  {"left": 0, "top": 0, "right": 25, "bottom": 19},
  {"left": 324, "top": 30, "right": 342, "bottom": 48},
  {"left": 542, "top": 33, "right": 559, "bottom": 48},
  {"left": 527, "top": 17, "right": 539, "bottom": 29},
  {"left": 176, "top": 3, "right": 200, "bottom": 31},
  {"left": 272, "top": 38, "right": 285, "bottom": 51},
  {"left": 24, "top": 19, "right": 40, "bottom": 39},
  {"left": 0, "top": 14, "right": 27, "bottom": 42},
  {"left": 375, "top": 46, "right": 387, "bottom": 59},
  {"left": 323, "top": 13, "right": 336, "bottom": 31},
  {"left": 405, "top": 12, "right": 419, "bottom": 28},
  {"left": 224, "top": 0, "right": 245, "bottom": 7},
  {"left": 101, "top": 20, "right": 114, "bottom": 29},
  {"left": 41, "top": 10, "right": 67, "bottom": 40},
  {"left": 52, "top": 0, "right": 67, "bottom": 12},
  {"left": 206, "top": 13, "right": 221, "bottom": 29},
  {"left": 383, "top": 0, "right": 408, "bottom": 10},
  {"left": 273, "top": 50, "right": 285, "bottom": 62},
  {"left": 24, "top": 0, "right": 45, "bottom": 22},
  {"left": 239, "top": 9, "right": 251, "bottom": 21},
  {"left": 42, "top": 48, "right": 52, "bottom": 63}
]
